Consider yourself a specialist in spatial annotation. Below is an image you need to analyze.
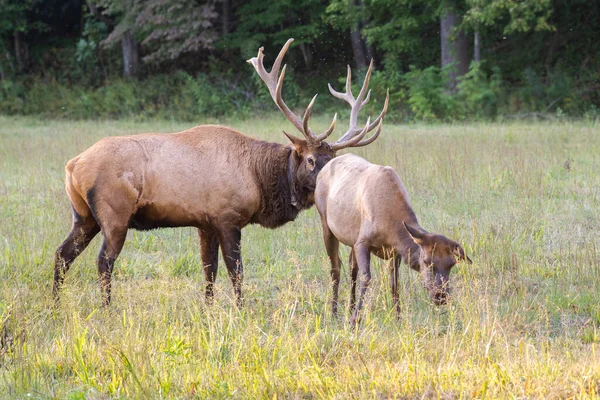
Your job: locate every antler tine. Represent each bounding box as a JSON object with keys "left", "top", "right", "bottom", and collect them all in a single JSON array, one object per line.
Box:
[
  {"left": 363, "top": 89, "right": 389, "bottom": 133},
  {"left": 350, "top": 119, "right": 383, "bottom": 148},
  {"left": 302, "top": 95, "right": 338, "bottom": 143},
  {"left": 314, "top": 113, "right": 337, "bottom": 142},
  {"left": 328, "top": 59, "right": 377, "bottom": 144},
  {"left": 362, "top": 89, "right": 371, "bottom": 107},
  {"left": 330, "top": 117, "right": 371, "bottom": 151},
  {"left": 271, "top": 39, "right": 292, "bottom": 78},
  {"left": 248, "top": 39, "right": 303, "bottom": 132},
  {"left": 301, "top": 95, "right": 320, "bottom": 143},
  {"left": 328, "top": 65, "right": 352, "bottom": 102},
  {"left": 355, "top": 59, "right": 374, "bottom": 104},
  {"left": 248, "top": 38, "right": 337, "bottom": 145}
]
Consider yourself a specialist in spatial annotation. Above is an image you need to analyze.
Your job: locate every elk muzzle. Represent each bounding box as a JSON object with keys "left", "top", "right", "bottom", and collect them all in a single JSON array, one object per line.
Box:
[{"left": 423, "top": 268, "right": 451, "bottom": 305}]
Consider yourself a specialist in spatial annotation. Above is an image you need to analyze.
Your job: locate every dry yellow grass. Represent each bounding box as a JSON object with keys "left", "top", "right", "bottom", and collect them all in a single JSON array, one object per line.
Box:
[{"left": 0, "top": 116, "right": 599, "bottom": 398}]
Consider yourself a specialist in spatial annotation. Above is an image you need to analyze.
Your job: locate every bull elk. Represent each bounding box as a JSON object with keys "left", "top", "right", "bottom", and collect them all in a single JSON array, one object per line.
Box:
[
  {"left": 53, "top": 38, "right": 389, "bottom": 306},
  {"left": 315, "top": 154, "right": 472, "bottom": 325}
]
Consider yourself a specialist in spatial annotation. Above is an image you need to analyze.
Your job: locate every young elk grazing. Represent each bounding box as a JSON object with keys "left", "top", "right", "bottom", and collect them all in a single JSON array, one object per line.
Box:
[
  {"left": 315, "top": 154, "right": 472, "bottom": 325},
  {"left": 53, "top": 38, "right": 389, "bottom": 306}
]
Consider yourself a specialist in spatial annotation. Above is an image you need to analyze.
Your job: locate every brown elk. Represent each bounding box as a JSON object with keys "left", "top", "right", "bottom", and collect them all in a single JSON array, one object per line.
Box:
[
  {"left": 315, "top": 154, "right": 472, "bottom": 325},
  {"left": 53, "top": 38, "right": 389, "bottom": 306}
]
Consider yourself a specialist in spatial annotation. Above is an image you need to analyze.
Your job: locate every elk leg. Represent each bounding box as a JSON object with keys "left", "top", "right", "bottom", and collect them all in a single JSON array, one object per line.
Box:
[
  {"left": 390, "top": 256, "right": 401, "bottom": 319},
  {"left": 218, "top": 227, "right": 243, "bottom": 308},
  {"left": 53, "top": 218, "right": 100, "bottom": 301},
  {"left": 350, "top": 244, "right": 371, "bottom": 327},
  {"left": 349, "top": 249, "right": 358, "bottom": 313},
  {"left": 97, "top": 226, "right": 128, "bottom": 306},
  {"left": 199, "top": 228, "right": 219, "bottom": 304},
  {"left": 322, "top": 223, "right": 341, "bottom": 316}
]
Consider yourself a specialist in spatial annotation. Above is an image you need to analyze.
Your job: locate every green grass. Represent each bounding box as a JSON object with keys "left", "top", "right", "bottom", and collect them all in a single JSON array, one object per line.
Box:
[{"left": 0, "top": 115, "right": 599, "bottom": 398}]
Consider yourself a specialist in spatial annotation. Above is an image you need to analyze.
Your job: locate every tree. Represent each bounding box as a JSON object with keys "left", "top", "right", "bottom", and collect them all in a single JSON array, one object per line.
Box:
[
  {"left": 440, "top": 1, "right": 469, "bottom": 91},
  {"left": 223, "top": 0, "right": 330, "bottom": 69},
  {"left": 0, "top": 0, "right": 46, "bottom": 73},
  {"left": 462, "top": 0, "right": 553, "bottom": 64},
  {"left": 91, "top": 0, "right": 219, "bottom": 75},
  {"left": 87, "top": 0, "right": 141, "bottom": 78},
  {"left": 463, "top": 0, "right": 553, "bottom": 35},
  {"left": 326, "top": 0, "right": 373, "bottom": 69},
  {"left": 350, "top": 0, "right": 440, "bottom": 70},
  {"left": 135, "top": 0, "right": 218, "bottom": 64}
]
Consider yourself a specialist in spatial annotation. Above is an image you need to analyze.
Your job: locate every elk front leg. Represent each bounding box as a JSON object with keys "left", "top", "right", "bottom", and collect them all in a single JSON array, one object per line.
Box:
[
  {"left": 322, "top": 223, "right": 341, "bottom": 316},
  {"left": 351, "top": 243, "right": 371, "bottom": 327},
  {"left": 97, "top": 226, "right": 128, "bottom": 306},
  {"left": 349, "top": 249, "right": 358, "bottom": 314},
  {"left": 53, "top": 218, "right": 100, "bottom": 302},
  {"left": 218, "top": 227, "right": 243, "bottom": 308},
  {"left": 199, "top": 228, "right": 219, "bottom": 304},
  {"left": 390, "top": 256, "right": 401, "bottom": 319}
]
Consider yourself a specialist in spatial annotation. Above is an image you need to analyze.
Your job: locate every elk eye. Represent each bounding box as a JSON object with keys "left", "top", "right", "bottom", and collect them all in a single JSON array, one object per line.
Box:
[{"left": 307, "top": 157, "right": 315, "bottom": 166}]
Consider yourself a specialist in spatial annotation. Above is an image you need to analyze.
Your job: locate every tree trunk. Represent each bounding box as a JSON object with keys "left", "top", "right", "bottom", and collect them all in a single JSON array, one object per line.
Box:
[
  {"left": 350, "top": 0, "right": 369, "bottom": 69},
  {"left": 298, "top": 43, "right": 313, "bottom": 69},
  {"left": 121, "top": 30, "right": 140, "bottom": 78},
  {"left": 364, "top": 40, "right": 374, "bottom": 62},
  {"left": 350, "top": 28, "right": 368, "bottom": 70},
  {"left": 222, "top": 0, "right": 230, "bottom": 35},
  {"left": 440, "top": 4, "right": 469, "bottom": 92},
  {"left": 14, "top": 32, "right": 29, "bottom": 72},
  {"left": 474, "top": 31, "right": 481, "bottom": 62}
]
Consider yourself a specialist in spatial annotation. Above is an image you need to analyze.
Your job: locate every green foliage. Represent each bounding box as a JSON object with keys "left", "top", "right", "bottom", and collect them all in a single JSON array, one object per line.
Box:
[
  {"left": 0, "top": 0, "right": 47, "bottom": 35},
  {"left": 135, "top": 0, "right": 219, "bottom": 63},
  {"left": 220, "top": 0, "right": 329, "bottom": 60},
  {"left": 455, "top": 62, "right": 502, "bottom": 118},
  {"left": 364, "top": 69, "right": 408, "bottom": 122},
  {"left": 358, "top": 0, "right": 441, "bottom": 68},
  {"left": 464, "top": 0, "right": 554, "bottom": 34},
  {"left": 76, "top": 18, "right": 109, "bottom": 65},
  {"left": 0, "top": 74, "right": 198, "bottom": 120},
  {"left": 404, "top": 66, "right": 452, "bottom": 121},
  {"left": 184, "top": 71, "right": 253, "bottom": 118},
  {"left": 403, "top": 62, "right": 502, "bottom": 121},
  {"left": 0, "top": 80, "right": 25, "bottom": 114},
  {"left": 0, "top": 0, "right": 598, "bottom": 121}
]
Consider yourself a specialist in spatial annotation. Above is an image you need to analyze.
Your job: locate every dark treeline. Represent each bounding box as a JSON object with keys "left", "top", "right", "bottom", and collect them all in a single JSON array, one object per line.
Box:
[{"left": 0, "top": 0, "right": 598, "bottom": 121}]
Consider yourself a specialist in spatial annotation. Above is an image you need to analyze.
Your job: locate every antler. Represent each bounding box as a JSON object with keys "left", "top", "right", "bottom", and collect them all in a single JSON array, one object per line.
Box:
[
  {"left": 328, "top": 59, "right": 389, "bottom": 151},
  {"left": 247, "top": 38, "right": 336, "bottom": 145}
]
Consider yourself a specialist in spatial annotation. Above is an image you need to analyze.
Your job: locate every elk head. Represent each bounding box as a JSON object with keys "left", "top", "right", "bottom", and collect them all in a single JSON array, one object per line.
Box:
[
  {"left": 403, "top": 222, "right": 472, "bottom": 305},
  {"left": 248, "top": 38, "right": 389, "bottom": 208}
]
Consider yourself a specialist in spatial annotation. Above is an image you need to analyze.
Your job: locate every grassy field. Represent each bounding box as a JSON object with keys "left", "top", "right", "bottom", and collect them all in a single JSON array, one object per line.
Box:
[{"left": 0, "top": 115, "right": 599, "bottom": 398}]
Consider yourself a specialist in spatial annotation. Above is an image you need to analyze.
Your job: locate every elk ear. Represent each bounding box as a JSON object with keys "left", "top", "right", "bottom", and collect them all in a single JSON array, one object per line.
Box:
[
  {"left": 453, "top": 245, "right": 472, "bottom": 264},
  {"left": 403, "top": 221, "right": 427, "bottom": 246},
  {"left": 283, "top": 131, "right": 307, "bottom": 153}
]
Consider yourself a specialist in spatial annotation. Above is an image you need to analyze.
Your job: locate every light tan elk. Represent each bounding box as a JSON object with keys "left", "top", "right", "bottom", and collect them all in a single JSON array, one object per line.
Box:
[
  {"left": 53, "top": 38, "right": 389, "bottom": 306},
  {"left": 315, "top": 154, "right": 472, "bottom": 324}
]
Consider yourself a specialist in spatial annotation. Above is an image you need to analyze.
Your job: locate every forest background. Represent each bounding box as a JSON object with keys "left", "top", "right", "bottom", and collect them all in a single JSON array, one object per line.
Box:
[{"left": 0, "top": 0, "right": 598, "bottom": 122}]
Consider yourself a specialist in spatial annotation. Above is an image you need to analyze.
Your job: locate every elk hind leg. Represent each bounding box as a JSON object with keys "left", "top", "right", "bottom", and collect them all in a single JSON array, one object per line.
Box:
[{"left": 54, "top": 207, "right": 100, "bottom": 301}]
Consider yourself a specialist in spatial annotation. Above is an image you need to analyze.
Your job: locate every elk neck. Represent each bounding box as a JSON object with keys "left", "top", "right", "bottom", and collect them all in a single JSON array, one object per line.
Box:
[
  {"left": 248, "top": 141, "right": 301, "bottom": 228},
  {"left": 287, "top": 151, "right": 298, "bottom": 208}
]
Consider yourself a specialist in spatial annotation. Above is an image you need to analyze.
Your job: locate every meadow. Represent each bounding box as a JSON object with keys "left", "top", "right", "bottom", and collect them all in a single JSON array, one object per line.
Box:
[{"left": 0, "top": 116, "right": 599, "bottom": 398}]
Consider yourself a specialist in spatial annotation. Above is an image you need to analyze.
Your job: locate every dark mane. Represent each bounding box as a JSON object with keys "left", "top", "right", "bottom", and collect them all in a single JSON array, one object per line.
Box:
[{"left": 248, "top": 140, "right": 302, "bottom": 228}]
